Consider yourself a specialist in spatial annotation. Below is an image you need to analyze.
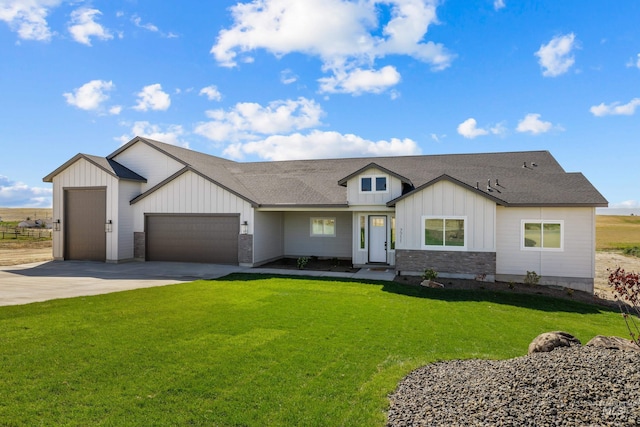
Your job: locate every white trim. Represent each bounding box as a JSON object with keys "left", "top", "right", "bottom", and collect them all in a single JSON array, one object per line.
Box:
[
  {"left": 310, "top": 217, "right": 336, "bottom": 237},
  {"left": 359, "top": 174, "right": 389, "bottom": 194},
  {"left": 421, "top": 215, "right": 468, "bottom": 251},
  {"left": 521, "top": 219, "right": 564, "bottom": 251}
]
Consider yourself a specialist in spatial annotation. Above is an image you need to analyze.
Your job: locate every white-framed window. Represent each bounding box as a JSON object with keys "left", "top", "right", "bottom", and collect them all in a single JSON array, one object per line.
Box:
[
  {"left": 311, "top": 217, "right": 336, "bottom": 237},
  {"left": 360, "top": 175, "right": 388, "bottom": 193},
  {"left": 422, "top": 216, "right": 467, "bottom": 250},
  {"left": 522, "top": 220, "right": 563, "bottom": 251},
  {"left": 359, "top": 215, "right": 366, "bottom": 250}
]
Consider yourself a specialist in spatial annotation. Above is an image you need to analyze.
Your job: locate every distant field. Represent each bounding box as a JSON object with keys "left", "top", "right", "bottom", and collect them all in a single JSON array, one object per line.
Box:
[
  {"left": 596, "top": 215, "right": 640, "bottom": 251},
  {"left": 0, "top": 207, "right": 52, "bottom": 222}
]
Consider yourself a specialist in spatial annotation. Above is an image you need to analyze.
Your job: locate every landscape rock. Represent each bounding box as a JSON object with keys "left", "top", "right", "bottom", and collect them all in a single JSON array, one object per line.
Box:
[
  {"left": 586, "top": 335, "right": 640, "bottom": 352},
  {"left": 420, "top": 280, "right": 444, "bottom": 288},
  {"left": 387, "top": 346, "right": 640, "bottom": 427},
  {"left": 528, "top": 331, "right": 581, "bottom": 355}
]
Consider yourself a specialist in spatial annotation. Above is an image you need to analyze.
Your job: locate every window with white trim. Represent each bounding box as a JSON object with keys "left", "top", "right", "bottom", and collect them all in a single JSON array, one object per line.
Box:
[
  {"left": 422, "top": 216, "right": 466, "bottom": 249},
  {"left": 522, "top": 220, "right": 563, "bottom": 250},
  {"left": 311, "top": 218, "right": 336, "bottom": 237},
  {"left": 360, "top": 175, "right": 388, "bottom": 193}
]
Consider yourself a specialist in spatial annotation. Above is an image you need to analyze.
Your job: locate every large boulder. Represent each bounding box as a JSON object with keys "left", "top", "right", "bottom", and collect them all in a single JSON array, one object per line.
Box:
[
  {"left": 528, "top": 331, "right": 581, "bottom": 355},
  {"left": 586, "top": 335, "right": 640, "bottom": 352}
]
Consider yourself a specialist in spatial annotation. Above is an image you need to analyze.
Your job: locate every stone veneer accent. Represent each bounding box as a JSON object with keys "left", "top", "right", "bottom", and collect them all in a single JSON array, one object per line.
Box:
[
  {"left": 134, "top": 232, "right": 145, "bottom": 260},
  {"left": 395, "top": 249, "right": 496, "bottom": 280},
  {"left": 238, "top": 234, "right": 253, "bottom": 265}
]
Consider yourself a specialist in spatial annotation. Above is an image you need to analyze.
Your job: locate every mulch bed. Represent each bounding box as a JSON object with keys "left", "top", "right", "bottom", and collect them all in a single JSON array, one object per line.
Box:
[{"left": 259, "top": 257, "right": 359, "bottom": 273}]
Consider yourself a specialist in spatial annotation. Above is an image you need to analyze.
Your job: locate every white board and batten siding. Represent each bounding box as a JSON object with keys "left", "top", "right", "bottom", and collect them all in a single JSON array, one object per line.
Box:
[
  {"left": 496, "top": 206, "right": 596, "bottom": 280},
  {"left": 346, "top": 169, "right": 404, "bottom": 206},
  {"left": 111, "top": 141, "right": 183, "bottom": 192},
  {"left": 132, "top": 170, "right": 253, "bottom": 232},
  {"left": 395, "top": 180, "right": 496, "bottom": 251},
  {"left": 51, "top": 157, "right": 122, "bottom": 261}
]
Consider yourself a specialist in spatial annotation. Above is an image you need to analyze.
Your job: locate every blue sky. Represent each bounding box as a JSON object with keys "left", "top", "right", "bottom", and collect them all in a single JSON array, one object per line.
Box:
[{"left": 1, "top": 0, "right": 638, "bottom": 209}]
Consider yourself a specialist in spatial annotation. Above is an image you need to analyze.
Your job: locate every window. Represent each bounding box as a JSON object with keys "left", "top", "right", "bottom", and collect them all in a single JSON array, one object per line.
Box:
[
  {"left": 390, "top": 216, "right": 396, "bottom": 250},
  {"left": 522, "top": 220, "right": 563, "bottom": 250},
  {"left": 359, "top": 216, "right": 366, "bottom": 249},
  {"left": 360, "top": 175, "right": 388, "bottom": 193},
  {"left": 311, "top": 218, "right": 335, "bottom": 237},
  {"left": 423, "top": 216, "right": 466, "bottom": 249}
]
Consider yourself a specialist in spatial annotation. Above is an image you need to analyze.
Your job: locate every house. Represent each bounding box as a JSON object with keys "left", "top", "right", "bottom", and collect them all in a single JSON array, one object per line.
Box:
[{"left": 43, "top": 136, "right": 607, "bottom": 292}]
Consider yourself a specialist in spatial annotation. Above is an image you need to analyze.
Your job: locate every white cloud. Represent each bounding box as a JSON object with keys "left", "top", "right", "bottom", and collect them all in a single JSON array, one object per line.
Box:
[
  {"left": 131, "top": 15, "right": 158, "bottom": 32},
  {"left": 199, "top": 85, "right": 222, "bottom": 101},
  {"left": 109, "top": 105, "right": 122, "bottom": 115},
  {"left": 610, "top": 200, "right": 640, "bottom": 209},
  {"left": 194, "top": 97, "right": 324, "bottom": 142},
  {"left": 223, "top": 130, "right": 420, "bottom": 160},
  {"left": 117, "top": 121, "right": 187, "bottom": 147},
  {"left": 280, "top": 69, "right": 298, "bottom": 85},
  {"left": 318, "top": 65, "right": 401, "bottom": 95},
  {"left": 211, "top": 0, "right": 453, "bottom": 94},
  {"left": 63, "top": 79, "right": 115, "bottom": 112},
  {"left": 0, "top": 175, "right": 52, "bottom": 207},
  {"left": 590, "top": 98, "right": 640, "bottom": 117},
  {"left": 494, "top": 0, "right": 505, "bottom": 10},
  {"left": 457, "top": 118, "right": 507, "bottom": 139},
  {"left": 0, "top": 0, "right": 61, "bottom": 41},
  {"left": 67, "top": 8, "right": 112, "bottom": 46},
  {"left": 133, "top": 84, "right": 171, "bottom": 111},
  {"left": 535, "top": 33, "right": 577, "bottom": 77},
  {"left": 516, "top": 113, "right": 554, "bottom": 134}
]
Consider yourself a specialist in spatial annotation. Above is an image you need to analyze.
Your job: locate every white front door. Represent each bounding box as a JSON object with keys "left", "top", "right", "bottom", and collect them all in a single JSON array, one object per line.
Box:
[{"left": 369, "top": 216, "right": 387, "bottom": 263}]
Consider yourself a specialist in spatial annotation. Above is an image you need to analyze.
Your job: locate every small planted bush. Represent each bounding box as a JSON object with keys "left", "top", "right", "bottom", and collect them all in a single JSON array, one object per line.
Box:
[
  {"left": 422, "top": 268, "right": 438, "bottom": 282},
  {"left": 297, "top": 256, "right": 309, "bottom": 270},
  {"left": 524, "top": 271, "right": 541, "bottom": 286},
  {"left": 608, "top": 267, "right": 640, "bottom": 346}
]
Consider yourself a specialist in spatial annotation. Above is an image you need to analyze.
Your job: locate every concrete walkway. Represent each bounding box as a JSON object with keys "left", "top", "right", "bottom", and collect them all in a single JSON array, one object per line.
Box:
[{"left": 0, "top": 261, "right": 396, "bottom": 307}]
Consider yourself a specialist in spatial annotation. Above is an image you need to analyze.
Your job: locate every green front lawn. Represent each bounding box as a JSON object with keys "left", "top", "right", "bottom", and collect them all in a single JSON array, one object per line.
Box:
[{"left": 0, "top": 275, "right": 627, "bottom": 426}]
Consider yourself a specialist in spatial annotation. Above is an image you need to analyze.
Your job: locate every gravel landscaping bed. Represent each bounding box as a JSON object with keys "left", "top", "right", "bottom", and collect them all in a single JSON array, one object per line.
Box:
[{"left": 387, "top": 346, "right": 640, "bottom": 426}]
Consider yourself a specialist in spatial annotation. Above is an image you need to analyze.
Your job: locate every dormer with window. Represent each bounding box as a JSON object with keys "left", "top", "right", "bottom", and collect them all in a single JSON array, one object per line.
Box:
[{"left": 338, "top": 163, "right": 412, "bottom": 206}]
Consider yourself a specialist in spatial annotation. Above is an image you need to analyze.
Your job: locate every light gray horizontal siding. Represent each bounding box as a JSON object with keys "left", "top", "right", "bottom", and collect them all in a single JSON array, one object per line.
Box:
[
  {"left": 283, "top": 211, "right": 352, "bottom": 258},
  {"left": 254, "top": 211, "right": 284, "bottom": 264},
  {"left": 346, "top": 168, "right": 403, "bottom": 206},
  {"left": 495, "top": 207, "right": 595, "bottom": 279}
]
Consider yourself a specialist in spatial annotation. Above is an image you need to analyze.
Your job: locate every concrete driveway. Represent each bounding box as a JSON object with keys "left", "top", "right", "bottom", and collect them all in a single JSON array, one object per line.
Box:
[
  {"left": 0, "top": 260, "right": 245, "bottom": 307},
  {"left": 0, "top": 261, "right": 396, "bottom": 307}
]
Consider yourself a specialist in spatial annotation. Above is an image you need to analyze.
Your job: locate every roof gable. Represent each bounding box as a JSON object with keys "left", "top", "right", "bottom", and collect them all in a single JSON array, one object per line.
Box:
[
  {"left": 43, "top": 154, "right": 146, "bottom": 183},
  {"left": 337, "top": 162, "right": 413, "bottom": 187}
]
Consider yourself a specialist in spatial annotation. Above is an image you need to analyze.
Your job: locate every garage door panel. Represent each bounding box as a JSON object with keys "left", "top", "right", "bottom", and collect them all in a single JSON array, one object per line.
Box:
[
  {"left": 64, "top": 188, "right": 106, "bottom": 261},
  {"left": 146, "top": 215, "right": 239, "bottom": 264}
]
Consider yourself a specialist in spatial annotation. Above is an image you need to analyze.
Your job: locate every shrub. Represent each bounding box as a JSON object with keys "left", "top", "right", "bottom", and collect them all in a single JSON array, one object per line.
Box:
[
  {"left": 422, "top": 268, "right": 438, "bottom": 282},
  {"left": 296, "top": 256, "right": 309, "bottom": 270},
  {"left": 623, "top": 246, "right": 640, "bottom": 258},
  {"left": 524, "top": 271, "right": 540, "bottom": 286},
  {"left": 608, "top": 267, "right": 640, "bottom": 346}
]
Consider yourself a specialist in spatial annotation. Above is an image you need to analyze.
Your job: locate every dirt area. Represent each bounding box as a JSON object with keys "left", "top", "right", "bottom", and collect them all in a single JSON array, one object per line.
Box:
[
  {"left": 260, "top": 257, "right": 359, "bottom": 273},
  {"left": 0, "top": 241, "right": 52, "bottom": 266}
]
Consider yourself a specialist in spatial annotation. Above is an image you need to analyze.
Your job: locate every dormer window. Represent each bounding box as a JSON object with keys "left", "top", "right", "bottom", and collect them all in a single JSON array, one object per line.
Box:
[{"left": 360, "top": 175, "right": 388, "bottom": 193}]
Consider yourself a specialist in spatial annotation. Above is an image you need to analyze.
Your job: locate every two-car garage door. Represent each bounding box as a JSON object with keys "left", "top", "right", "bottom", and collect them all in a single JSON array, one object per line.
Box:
[{"left": 146, "top": 214, "right": 239, "bottom": 264}]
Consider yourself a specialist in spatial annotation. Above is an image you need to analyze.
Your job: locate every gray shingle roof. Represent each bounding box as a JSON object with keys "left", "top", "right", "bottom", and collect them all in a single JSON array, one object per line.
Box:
[{"left": 89, "top": 137, "right": 610, "bottom": 207}]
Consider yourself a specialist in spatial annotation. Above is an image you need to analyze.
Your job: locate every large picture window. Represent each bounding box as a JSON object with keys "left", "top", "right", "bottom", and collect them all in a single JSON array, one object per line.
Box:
[
  {"left": 522, "top": 220, "right": 563, "bottom": 250},
  {"left": 422, "top": 216, "right": 466, "bottom": 249},
  {"left": 311, "top": 218, "right": 336, "bottom": 237}
]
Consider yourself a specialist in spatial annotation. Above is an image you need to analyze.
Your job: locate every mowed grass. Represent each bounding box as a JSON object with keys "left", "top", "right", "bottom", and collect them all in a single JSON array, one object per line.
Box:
[
  {"left": 597, "top": 215, "right": 640, "bottom": 251},
  {"left": 0, "top": 274, "right": 627, "bottom": 426}
]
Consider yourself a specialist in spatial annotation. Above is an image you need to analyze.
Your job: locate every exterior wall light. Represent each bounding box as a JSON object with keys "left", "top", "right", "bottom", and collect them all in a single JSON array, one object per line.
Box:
[
  {"left": 105, "top": 220, "right": 113, "bottom": 233},
  {"left": 240, "top": 220, "right": 249, "bottom": 235},
  {"left": 54, "top": 219, "right": 61, "bottom": 231}
]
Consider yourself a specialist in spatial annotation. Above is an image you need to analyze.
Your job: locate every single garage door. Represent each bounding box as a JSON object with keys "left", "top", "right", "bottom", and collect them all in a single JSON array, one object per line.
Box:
[
  {"left": 146, "top": 214, "right": 239, "bottom": 264},
  {"left": 64, "top": 188, "right": 107, "bottom": 261}
]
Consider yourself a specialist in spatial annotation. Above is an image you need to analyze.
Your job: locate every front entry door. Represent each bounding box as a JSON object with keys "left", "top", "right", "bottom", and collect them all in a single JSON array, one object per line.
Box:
[{"left": 369, "top": 216, "right": 387, "bottom": 263}]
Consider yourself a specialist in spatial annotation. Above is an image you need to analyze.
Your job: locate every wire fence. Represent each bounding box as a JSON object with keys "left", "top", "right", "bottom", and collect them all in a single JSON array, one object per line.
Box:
[{"left": 0, "top": 227, "right": 52, "bottom": 240}]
